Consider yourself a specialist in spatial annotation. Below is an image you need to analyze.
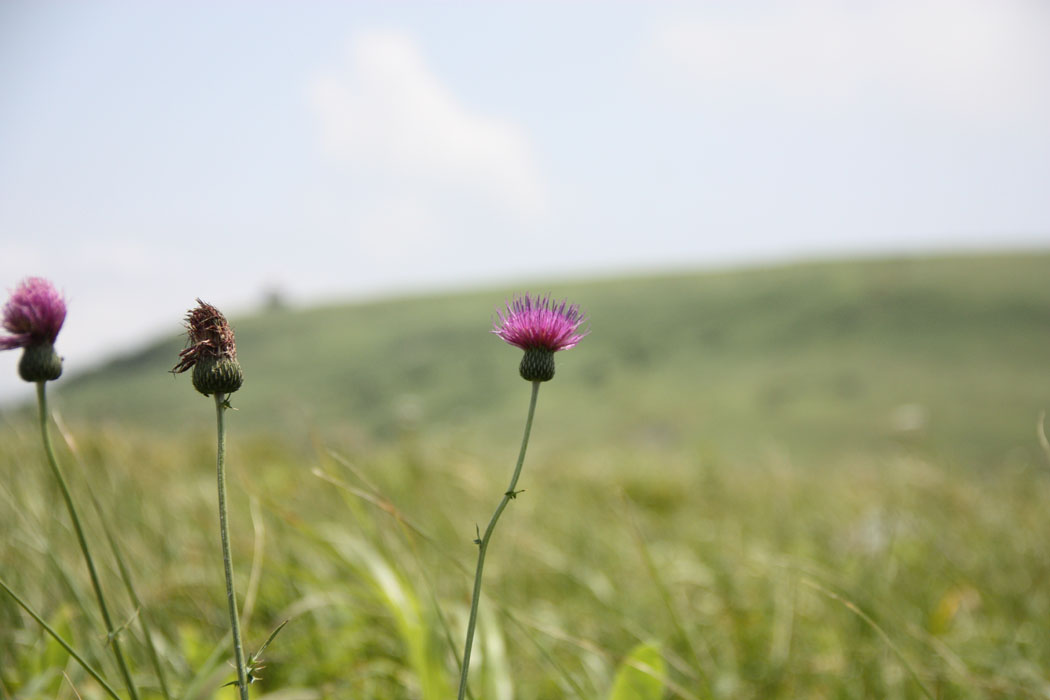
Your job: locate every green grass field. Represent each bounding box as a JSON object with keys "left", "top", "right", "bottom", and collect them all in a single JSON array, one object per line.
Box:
[{"left": 3, "top": 252, "right": 1050, "bottom": 699}]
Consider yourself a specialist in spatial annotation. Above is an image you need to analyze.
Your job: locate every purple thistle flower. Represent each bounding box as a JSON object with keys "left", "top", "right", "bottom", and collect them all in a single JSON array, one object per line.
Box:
[
  {"left": 2, "top": 277, "right": 67, "bottom": 382},
  {"left": 493, "top": 293, "right": 588, "bottom": 352},
  {"left": 493, "top": 293, "right": 587, "bottom": 381},
  {"left": 1, "top": 277, "right": 66, "bottom": 351}
]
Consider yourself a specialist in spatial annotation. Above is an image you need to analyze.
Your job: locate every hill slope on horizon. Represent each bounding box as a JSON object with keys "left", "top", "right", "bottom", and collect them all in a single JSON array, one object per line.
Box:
[{"left": 15, "top": 252, "right": 1050, "bottom": 467}]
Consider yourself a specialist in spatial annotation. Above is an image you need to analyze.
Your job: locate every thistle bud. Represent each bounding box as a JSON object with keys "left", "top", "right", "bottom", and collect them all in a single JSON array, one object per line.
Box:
[
  {"left": 191, "top": 355, "right": 243, "bottom": 396},
  {"left": 19, "top": 343, "right": 63, "bottom": 382},
  {"left": 519, "top": 348, "right": 555, "bottom": 382},
  {"left": 172, "top": 300, "right": 243, "bottom": 397}
]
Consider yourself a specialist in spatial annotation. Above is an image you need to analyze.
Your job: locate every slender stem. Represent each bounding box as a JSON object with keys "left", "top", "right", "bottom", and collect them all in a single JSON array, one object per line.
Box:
[
  {"left": 89, "top": 485, "right": 173, "bottom": 700},
  {"left": 215, "top": 392, "right": 250, "bottom": 699},
  {"left": 0, "top": 576, "right": 123, "bottom": 700},
  {"left": 36, "top": 382, "right": 140, "bottom": 700},
  {"left": 457, "top": 380, "right": 541, "bottom": 700},
  {"left": 49, "top": 413, "right": 171, "bottom": 697}
]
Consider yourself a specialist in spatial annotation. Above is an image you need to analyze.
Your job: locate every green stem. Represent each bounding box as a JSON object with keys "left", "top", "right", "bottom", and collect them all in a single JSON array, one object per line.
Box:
[
  {"left": 215, "top": 392, "right": 250, "bottom": 699},
  {"left": 87, "top": 483, "right": 173, "bottom": 700},
  {"left": 36, "top": 382, "right": 139, "bottom": 700},
  {"left": 457, "top": 380, "right": 540, "bottom": 700},
  {"left": 0, "top": 576, "right": 123, "bottom": 700}
]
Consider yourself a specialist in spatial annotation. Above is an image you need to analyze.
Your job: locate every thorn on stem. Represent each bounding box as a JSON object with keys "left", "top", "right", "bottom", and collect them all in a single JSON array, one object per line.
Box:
[
  {"left": 505, "top": 489, "right": 525, "bottom": 499},
  {"left": 473, "top": 524, "right": 482, "bottom": 546}
]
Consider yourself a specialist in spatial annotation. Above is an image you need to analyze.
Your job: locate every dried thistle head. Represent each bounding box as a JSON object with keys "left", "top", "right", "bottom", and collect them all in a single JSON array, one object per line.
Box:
[{"left": 173, "top": 299, "right": 243, "bottom": 396}]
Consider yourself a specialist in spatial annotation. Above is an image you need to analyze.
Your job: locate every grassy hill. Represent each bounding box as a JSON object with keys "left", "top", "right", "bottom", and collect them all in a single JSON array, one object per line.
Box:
[
  {"left": 7, "top": 251, "right": 1050, "bottom": 699},
  {"left": 29, "top": 251, "right": 1050, "bottom": 467}
]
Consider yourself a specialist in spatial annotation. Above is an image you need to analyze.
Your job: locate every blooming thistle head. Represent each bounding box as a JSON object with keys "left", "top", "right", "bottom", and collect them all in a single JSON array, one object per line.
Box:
[
  {"left": 1, "top": 277, "right": 67, "bottom": 382},
  {"left": 172, "top": 300, "right": 243, "bottom": 396},
  {"left": 493, "top": 293, "right": 588, "bottom": 382}
]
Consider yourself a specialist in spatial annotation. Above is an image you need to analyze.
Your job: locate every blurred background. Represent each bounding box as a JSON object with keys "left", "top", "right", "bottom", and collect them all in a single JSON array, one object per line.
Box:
[{"left": 3, "top": 0, "right": 1049, "bottom": 404}]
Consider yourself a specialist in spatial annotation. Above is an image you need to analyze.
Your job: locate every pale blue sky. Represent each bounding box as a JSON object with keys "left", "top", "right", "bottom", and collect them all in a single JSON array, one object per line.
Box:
[{"left": 2, "top": 1, "right": 1049, "bottom": 401}]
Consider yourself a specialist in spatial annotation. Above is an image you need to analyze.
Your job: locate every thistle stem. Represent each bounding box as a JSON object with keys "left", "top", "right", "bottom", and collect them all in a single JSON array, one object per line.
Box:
[
  {"left": 35, "top": 382, "right": 140, "bottom": 700},
  {"left": 86, "top": 482, "right": 173, "bottom": 700},
  {"left": 0, "top": 576, "right": 123, "bottom": 700},
  {"left": 457, "top": 380, "right": 541, "bottom": 700},
  {"left": 214, "top": 392, "right": 250, "bottom": 699}
]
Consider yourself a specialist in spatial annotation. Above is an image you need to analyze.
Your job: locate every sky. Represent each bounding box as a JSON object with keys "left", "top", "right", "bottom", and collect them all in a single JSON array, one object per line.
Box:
[{"left": 2, "top": 0, "right": 1049, "bottom": 402}]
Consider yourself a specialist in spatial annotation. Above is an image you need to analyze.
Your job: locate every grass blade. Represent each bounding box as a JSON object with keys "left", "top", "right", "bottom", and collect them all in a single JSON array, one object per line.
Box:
[{"left": 0, "top": 576, "right": 122, "bottom": 700}]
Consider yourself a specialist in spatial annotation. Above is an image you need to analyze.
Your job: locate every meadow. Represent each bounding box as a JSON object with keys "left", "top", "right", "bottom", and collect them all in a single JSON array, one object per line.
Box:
[{"left": 3, "top": 253, "right": 1050, "bottom": 699}]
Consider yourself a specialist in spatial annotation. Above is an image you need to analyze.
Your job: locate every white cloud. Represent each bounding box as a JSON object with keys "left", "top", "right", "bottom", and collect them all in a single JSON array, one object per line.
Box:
[
  {"left": 309, "top": 30, "right": 546, "bottom": 216},
  {"left": 642, "top": 0, "right": 1050, "bottom": 121}
]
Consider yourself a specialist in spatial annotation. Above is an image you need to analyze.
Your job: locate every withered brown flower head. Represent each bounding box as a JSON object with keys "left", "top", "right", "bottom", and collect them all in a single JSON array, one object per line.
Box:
[
  {"left": 172, "top": 300, "right": 238, "bottom": 374},
  {"left": 172, "top": 299, "right": 243, "bottom": 396}
]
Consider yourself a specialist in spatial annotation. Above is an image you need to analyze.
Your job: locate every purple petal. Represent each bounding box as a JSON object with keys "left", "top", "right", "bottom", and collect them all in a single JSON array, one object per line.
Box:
[
  {"left": 493, "top": 292, "right": 589, "bottom": 352},
  {"left": 1, "top": 277, "right": 66, "bottom": 350}
]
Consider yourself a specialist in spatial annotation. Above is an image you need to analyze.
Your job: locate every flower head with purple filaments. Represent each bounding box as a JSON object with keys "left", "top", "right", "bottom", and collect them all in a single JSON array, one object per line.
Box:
[
  {"left": 1, "top": 277, "right": 66, "bottom": 350},
  {"left": 494, "top": 293, "right": 587, "bottom": 382},
  {"left": 493, "top": 293, "right": 588, "bottom": 352}
]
